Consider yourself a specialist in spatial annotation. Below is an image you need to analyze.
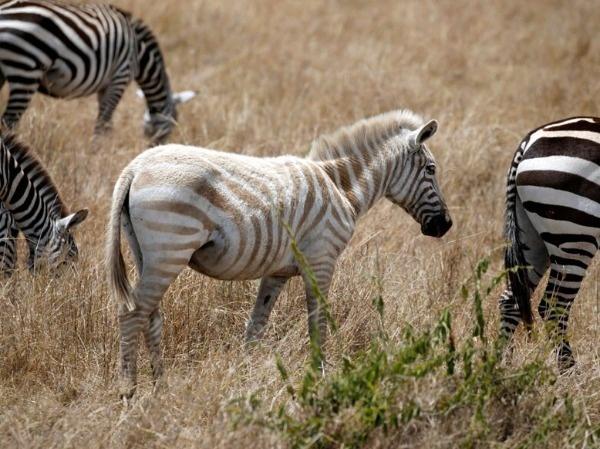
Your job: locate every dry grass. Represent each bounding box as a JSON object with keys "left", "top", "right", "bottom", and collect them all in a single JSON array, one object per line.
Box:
[{"left": 1, "top": 0, "right": 600, "bottom": 447}]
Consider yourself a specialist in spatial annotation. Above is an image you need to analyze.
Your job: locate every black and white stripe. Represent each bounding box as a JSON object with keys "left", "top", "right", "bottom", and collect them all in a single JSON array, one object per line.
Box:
[
  {"left": 0, "top": 207, "right": 18, "bottom": 274},
  {"left": 0, "top": 0, "right": 194, "bottom": 142},
  {"left": 0, "top": 132, "right": 88, "bottom": 273},
  {"left": 500, "top": 116, "right": 600, "bottom": 370}
]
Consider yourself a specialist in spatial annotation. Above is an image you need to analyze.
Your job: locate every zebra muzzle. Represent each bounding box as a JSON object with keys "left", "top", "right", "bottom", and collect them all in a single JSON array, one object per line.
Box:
[{"left": 421, "top": 214, "right": 452, "bottom": 238}]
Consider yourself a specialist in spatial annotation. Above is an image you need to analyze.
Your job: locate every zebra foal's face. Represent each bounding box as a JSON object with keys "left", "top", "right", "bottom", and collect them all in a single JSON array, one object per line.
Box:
[
  {"left": 37, "top": 209, "right": 89, "bottom": 271},
  {"left": 386, "top": 120, "right": 452, "bottom": 238}
]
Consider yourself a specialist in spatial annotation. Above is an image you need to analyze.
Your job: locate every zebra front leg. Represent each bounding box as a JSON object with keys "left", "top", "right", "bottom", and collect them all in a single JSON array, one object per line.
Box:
[
  {"left": 302, "top": 261, "right": 334, "bottom": 366},
  {"left": 245, "top": 276, "right": 289, "bottom": 343},
  {"left": 94, "top": 77, "right": 128, "bottom": 135}
]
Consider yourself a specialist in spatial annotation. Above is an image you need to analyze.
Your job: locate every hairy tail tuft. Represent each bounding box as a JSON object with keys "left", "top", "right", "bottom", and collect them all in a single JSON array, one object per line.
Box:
[
  {"left": 106, "top": 168, "right": 136, "bottom": 312},
  {"left": 504, "top": 143, "right": 533, "bottom": 327}
]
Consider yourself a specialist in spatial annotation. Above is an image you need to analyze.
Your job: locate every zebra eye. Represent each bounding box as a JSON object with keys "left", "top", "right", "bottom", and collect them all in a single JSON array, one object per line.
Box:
[{"left": 425, "top": 164, "right": 436, "bottom": 175}]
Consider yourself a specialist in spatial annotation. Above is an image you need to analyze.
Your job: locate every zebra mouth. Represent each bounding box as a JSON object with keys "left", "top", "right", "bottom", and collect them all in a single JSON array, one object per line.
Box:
[{"left": 421, "top": 214, "right": 452, "bottom": 238}]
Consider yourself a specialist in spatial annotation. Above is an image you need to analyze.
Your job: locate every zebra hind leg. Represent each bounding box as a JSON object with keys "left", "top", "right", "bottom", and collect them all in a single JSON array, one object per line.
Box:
[
  {"left": 501, "top": 196, "right": 549, "bottom": 347},
  {"left": 539, "top": 258, "right": 592, "bottom": 373},
  {"left": 245, "top": 276, "right": 289, "bottom": 343},
  {"left": 143, "top": 307, "right": 164, "bottom": 390},
  {"left": 1, "top": 73, "right": 41, "bottom": 129}
]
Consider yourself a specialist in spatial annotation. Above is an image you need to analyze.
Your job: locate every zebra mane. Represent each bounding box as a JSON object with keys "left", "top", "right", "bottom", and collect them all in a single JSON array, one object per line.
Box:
[
  {"left": 308, "top": 109, "right": 425, "bottom": 161},
  {"left": 0, "top": 132, "right": 68, "bottom": 218}
]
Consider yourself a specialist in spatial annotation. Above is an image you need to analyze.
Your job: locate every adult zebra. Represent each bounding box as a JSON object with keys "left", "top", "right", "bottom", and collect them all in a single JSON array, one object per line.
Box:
[
  {"left": 0, "top": 0, "right": 195, "bottom": 143},
  {"left": 106, "top": 109, "right": 453, "bottom": 397},
  {"left": 0, "top": 132, "right": 88, "bottom": 273},
  {"left": 500, "top": 116, "right": 600, "bottom": 371}
]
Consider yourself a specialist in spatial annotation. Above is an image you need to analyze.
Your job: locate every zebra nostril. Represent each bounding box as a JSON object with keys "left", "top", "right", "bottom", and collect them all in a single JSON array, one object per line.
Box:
[{"left": 421, "top": 214, "right": 452, "bottom": 238}]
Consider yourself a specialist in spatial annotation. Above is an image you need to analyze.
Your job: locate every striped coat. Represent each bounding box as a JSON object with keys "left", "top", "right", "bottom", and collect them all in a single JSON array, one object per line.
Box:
[
  {"left": 106, "top": 109, "right": 453, "bottom": 397},
  {"left": 0, "top": 132, "right": 88, "bottom": 273},
  {"left": 501, "top": 116, "right": 600, "bottom": 370},
  {"left": 0, "top": 0, "right": 194, "bottom": 142}
]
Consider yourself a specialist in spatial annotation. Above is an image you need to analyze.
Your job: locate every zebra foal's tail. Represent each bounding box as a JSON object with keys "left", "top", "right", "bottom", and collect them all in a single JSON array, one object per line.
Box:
[
  {"left": 504, "top": 142, "right": 534, "bottom": 327},
  {"left": 106, "top": 168, "right": 137, "bottom": 312}
]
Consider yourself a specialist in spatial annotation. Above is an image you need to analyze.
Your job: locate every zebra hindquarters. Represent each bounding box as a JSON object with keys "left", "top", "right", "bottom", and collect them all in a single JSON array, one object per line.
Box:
[
  {"left": 502, "top": 195, "right": 549, "bottom": 340},
  {"left": 118, "top": 185, "right": 209, "bottom": 398}
]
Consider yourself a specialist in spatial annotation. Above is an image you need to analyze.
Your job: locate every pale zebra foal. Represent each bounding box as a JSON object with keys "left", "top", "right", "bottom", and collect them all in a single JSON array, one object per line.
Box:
[
  {"left": 0, "top": 0, "right": 195, "bottom": 143},
  {"left": 0, "top": 133, "right": 88, "bottom": 273},
  {"left": 106, "top": 110, "right": 452, "bottom": 397},
  {"left": 501, "top": 116, "right": 600, "bottom": 371}
]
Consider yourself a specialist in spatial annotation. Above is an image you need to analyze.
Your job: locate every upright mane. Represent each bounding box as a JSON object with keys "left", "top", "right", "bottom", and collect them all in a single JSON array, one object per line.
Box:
[
  {"left": 308, "top": 109, "right": 424, "bottom": 161},
  {"left": 0, "top": 132, "right": 68, "bottom": 217}
]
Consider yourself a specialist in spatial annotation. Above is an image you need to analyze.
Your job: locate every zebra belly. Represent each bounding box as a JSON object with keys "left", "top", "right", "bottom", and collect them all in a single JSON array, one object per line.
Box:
[
  {"left": 188, "top": 234, "right": 298, "bottom": 281},
  {"left": 39, "top": 61, "right": 100, "bottom": 98}
]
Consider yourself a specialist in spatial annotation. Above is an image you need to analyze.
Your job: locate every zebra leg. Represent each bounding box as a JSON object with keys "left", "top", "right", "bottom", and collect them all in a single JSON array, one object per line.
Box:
[
  {"left": 245, "top": 276, "right": 289, "bottom": 343},
  {"left": 118, "top": 306, "right": 146, "bottom": 399},
  {"left": 1, "top": 73, "right": 41, "bottom": 129},
  {"left": 500, "top": 197, "right": 549, "bottom": 341},
  {"left": 119, "top": 261, "right": 186, "bottom": 398},
  {"left": 538, "top": 257, "right": 591, "bottom": 372},
  {"left": 95, "top": 76, "right": 129, "bottom": 134},
  {"left": 302, "top": 261, "right": 334, "bottom": 355},
  {"left": 143, "top": 307, "right": 164, "bottom": 387}
]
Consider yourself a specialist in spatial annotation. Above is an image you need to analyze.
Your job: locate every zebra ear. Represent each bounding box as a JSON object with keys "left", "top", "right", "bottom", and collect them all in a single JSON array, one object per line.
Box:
[
  {"left": 173, "top": 90, "right": 197, "bottom": 105},
  {"left": 410, "top": 120, "right": 438, "bottom": 148},
  {"left": 57, "top": 209, "right": 89, "bottom": 231}
]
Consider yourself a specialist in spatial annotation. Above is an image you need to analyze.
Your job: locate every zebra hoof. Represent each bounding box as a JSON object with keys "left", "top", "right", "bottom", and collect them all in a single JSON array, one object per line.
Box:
[
  {"left": 558, "top": 357, "right": 576, "bottom": 374},
  {"left": 118, "top": 379, "right": 136, "bottom": 401},
  {"left": 557, "top": 347, "right": 576, "bottom": 374}
]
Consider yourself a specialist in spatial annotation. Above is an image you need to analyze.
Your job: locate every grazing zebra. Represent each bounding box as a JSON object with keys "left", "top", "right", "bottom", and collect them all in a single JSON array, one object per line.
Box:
[
  {"left": 106, "top": 109, "right": 453, "bottom": 397},
  {"left": 500, "top": 116, "right": 600, "bottom": 371},
  {"left": 0, "top": 0, "right": 195, "bottom": 142},
  {"left": 0, "top": 132, "right": 88, "bottom": 273}
]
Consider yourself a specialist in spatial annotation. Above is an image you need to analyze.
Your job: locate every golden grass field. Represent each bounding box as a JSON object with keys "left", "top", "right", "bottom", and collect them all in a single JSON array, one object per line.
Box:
[{"left": 2, "top": 0, "right": 600, "bottom": 447}]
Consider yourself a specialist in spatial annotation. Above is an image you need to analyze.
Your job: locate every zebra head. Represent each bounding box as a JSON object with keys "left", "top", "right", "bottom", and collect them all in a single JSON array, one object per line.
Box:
[
  {"left": 386, "top": 120, "right": 452, "bottom": 238},
  {"left": 137, "top": 89, "right": 196, "bottom": 144},
  {"left": 32, "top": 209, "right": 89, "bottom": 271}
]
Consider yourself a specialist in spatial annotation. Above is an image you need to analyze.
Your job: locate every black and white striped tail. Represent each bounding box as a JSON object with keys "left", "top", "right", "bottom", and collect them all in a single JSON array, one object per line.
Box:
[{"left": 504, "top": 140, "right": 533, "bottom": 327}]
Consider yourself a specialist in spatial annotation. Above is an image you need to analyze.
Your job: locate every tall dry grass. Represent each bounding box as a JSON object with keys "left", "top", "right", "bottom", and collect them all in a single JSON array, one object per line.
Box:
[{"left": 1, "top": 0, "right": 600, "bottom": 447}]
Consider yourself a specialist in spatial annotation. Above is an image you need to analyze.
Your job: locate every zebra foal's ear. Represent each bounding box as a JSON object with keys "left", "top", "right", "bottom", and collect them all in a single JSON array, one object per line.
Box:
[
  {"left": 173, "top": 90, "right": 197, "bottom": 104},
  {"left": 57, "top": 209, "right": 89, "bottom": 231},
  {"left": 409, "top": 119, "right": 438, "bottom": 148}
]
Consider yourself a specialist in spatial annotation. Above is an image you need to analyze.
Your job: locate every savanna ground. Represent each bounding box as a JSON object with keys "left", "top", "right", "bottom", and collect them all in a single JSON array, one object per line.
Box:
[{"left": 2, "top": 0, "right": 600, "bottom": 447}]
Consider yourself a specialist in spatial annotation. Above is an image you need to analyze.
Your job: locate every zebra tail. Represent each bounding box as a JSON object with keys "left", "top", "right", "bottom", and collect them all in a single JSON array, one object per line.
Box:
[
  {"left": 504, "top": 143, "right": 533, "bottom": 328},
  {"left": 106, "top": 168, "right": 136, "bottom": 312}
]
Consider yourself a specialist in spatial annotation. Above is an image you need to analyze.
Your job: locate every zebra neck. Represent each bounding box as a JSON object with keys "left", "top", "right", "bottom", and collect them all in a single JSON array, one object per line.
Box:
[
  {"left": 0, "top": 149, "right": 60, "bottom": 248},
  {"left": 318, "top": 152, "right": 398, "bottom": 217}
]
